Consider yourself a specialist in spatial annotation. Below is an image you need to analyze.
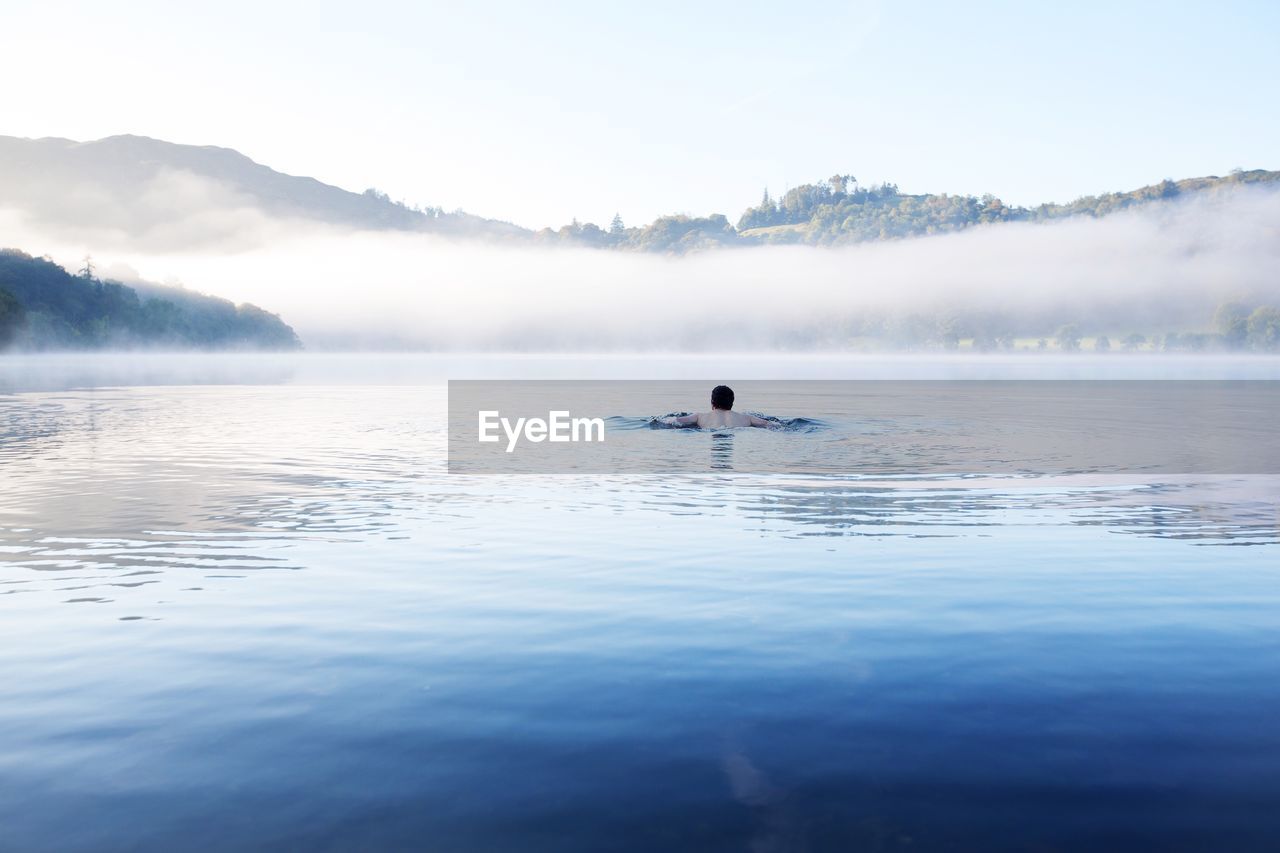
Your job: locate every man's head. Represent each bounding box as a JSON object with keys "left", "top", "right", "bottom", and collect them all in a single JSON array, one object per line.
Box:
[{"left": 711, "top": 385, "right": 734, "bottom": 410}]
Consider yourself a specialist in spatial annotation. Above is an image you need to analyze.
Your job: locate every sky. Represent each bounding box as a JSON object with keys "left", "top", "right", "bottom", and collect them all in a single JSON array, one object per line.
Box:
[{"left": 3, "top": 0, "right": 1278, "bottom": 230}]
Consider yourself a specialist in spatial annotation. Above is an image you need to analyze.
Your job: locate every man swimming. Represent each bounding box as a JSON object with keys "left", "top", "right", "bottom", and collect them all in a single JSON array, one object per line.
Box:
[{"left": 662, "top": 385, "right": 778, "bottom": 429}]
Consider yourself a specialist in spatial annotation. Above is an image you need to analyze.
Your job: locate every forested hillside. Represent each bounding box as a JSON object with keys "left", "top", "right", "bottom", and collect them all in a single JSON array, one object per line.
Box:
[
  {"left": 0, "top": 250, "right": 300, "bottom": 350},
  {"left": 539, "top": 169, "right": 1280, "bottom": 252}
]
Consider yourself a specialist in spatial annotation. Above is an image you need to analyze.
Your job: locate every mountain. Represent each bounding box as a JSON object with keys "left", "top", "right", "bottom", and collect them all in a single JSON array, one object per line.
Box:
[
  {"left": 1, "top": 134, "right": 1276, "bottom": 254},
  {"left": 0, "top": 249, "right": 300, "bottom": 350},
  {"left": 0, "top": 134, "right": 528, "bottom": 243}
]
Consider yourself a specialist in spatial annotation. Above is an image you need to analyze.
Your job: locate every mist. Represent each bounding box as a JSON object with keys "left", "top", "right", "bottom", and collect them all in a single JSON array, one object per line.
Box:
[{"left": 4, "top": 179, "right": 1279, "bottom": 351}]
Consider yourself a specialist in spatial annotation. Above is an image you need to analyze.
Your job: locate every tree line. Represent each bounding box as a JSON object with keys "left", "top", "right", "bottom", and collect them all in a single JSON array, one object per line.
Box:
[
  {"left": 534, "top": 169, "right": 1280, "bottom": 253},
  {"left": 0, "top": 249, "right": 301, "bottom": 350}
]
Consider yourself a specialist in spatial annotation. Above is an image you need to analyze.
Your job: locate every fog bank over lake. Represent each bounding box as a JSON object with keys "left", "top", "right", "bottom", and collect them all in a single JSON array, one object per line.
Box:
[{"left": 4, "top": 185, "right": 1279, "bottom": 350}]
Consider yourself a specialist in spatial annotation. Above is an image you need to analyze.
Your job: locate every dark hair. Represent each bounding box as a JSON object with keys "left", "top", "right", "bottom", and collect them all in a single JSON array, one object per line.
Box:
[{"left": 711, "top": 385, "right": 734, "bottom": 410}]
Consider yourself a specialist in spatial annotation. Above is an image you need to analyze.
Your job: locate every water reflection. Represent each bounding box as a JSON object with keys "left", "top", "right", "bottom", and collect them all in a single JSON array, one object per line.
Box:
[
  {"left": 723, "top": 478, "right": 1280, "bottom": 545},
  {"left": 1, "top": 384, "right": 441, "bottom": 615},
  {"left": 709, "top": 432, "right": 735, "bottom": 470}
]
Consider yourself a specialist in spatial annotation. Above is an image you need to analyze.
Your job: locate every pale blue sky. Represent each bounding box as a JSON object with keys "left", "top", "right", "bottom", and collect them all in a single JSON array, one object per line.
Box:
[{"left": 3, "top": 0, "right": 1277, "bottom": 229}]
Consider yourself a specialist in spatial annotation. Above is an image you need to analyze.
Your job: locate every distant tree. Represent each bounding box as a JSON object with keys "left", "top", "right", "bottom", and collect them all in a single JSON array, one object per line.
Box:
[
  {"left": 1094, "top": 335, "right": 1111, "bottom": 353},
  {"left": 78, "top": 255, "right": 95, "bottom": 280},
  {"left": 0, "top": 287, "right": 24, "bottom": 346},
  {"left": 1214, "top": 301, "right": 1250, "bottom": 349},
  {"left": 883, "top": 312, "right": 934, "bottom": 348},
  {"left": 737, "top": 188, "right": 782, "bottom": 231},
  {"left": 233, "top": 304, "right": 303, "bottom": 349},
  {"left": 1247, "top": 306, "right": 1280, "bottom": 351},
  {"left": 935, "top": 315, "right": 962, "bottom": 350},
  {"left": 779, "top": 183, "right": 835, "bottom": 221},
  {"left": 1055, "top": 324, "right": 1081, "bottom": 352},
  {"left": 609, "top": 213, "right": 625, "bottom": 235},
  {"left": 576, "top": 222, "right": 607, "bottom": 245},
  {"left": 627, "top": 213, "right": 739, "bottom": 253},
  {"left": 1122, "top": 333, "right": 1147, "bottom": 351},
  {"left": 1037, "top": 338, "right": 1048, "bottom": 351},
  {"left": 978, "top": 194, "right": 1008, "bottom": 223}
]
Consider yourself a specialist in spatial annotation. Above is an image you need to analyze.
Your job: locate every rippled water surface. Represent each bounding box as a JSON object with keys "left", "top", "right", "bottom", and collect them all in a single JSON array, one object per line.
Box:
[{"left": 2, "top": 354, "right": 1279, "bottom": 852}]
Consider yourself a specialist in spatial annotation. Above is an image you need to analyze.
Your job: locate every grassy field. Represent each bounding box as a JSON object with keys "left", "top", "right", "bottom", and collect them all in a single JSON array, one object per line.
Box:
[{"left": 737, "top": 223, "right": 808, "bottom": 239}]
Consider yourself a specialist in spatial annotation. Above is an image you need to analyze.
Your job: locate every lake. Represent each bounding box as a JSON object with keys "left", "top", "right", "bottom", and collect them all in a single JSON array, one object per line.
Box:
[{"left": 2, "top": 353, "right": 1278, "bottom": 852}]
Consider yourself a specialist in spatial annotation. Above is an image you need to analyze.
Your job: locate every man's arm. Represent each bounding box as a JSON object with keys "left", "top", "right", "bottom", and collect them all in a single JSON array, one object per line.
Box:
[
  {"left": 662, "top": 413, "right": 699, "bottom": 427},
  {"left": 748, "top": 414, "right": 779, "bottom": 429}
]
